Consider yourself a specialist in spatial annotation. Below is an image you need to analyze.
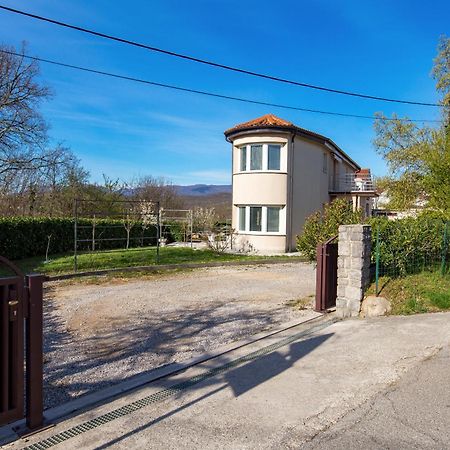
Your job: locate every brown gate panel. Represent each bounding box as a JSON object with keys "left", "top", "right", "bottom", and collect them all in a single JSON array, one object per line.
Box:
[
  {"left": 0, "top": 276, "right": 24, "bottom": 425},
  {"left": 0, "top": 256, "right": 45, "bottom": 430},
  {"left": 315, "top": 236, "right": 338, "bottom": 312}
]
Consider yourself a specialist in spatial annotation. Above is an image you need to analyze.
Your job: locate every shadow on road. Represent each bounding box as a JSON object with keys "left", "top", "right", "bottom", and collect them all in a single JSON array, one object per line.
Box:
[{"left": 93, "top": 332, "right": 333, "bottom": 449}]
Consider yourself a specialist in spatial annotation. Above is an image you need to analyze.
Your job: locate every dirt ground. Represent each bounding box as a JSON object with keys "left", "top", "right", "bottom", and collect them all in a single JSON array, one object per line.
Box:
[{"left": 43, "top": 262, "right": 316, "bottom": 408}]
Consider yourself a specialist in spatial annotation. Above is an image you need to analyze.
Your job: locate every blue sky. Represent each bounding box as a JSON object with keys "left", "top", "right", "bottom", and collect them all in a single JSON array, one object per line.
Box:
[{"left": 0, "top": 0, "right": 448, "bottom": 184}]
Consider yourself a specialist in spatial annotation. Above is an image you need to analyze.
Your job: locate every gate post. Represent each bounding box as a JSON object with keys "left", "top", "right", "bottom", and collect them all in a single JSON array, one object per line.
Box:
[
  {"left": 315, "top": 244, "right": 324, "bottom": 311},
  {"left": 315, "top": 236, "right": 338, "bottom": 312},
  {"left": 336, "top": 225, "right": 372, "bottom": 318},
  {"left": 25, "top": 274, "right": 45, "bottom": 430}
]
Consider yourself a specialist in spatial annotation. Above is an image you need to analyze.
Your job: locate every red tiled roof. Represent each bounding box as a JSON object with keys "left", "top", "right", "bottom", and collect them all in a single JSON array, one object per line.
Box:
[
  {"left": 356, "top": 168, "right": 371, "bottom": 176},
  {"left": 224, "top": 113, "right": 361, "bottom": 170},
  {"left": 225, "top": 114, "right": 294, "bottom": 134}
]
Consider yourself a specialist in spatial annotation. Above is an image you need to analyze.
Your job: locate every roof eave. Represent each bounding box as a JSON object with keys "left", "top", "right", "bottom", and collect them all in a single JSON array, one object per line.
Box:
[{"left": 224, "top": 125, "right": 296, "bottom": 139}]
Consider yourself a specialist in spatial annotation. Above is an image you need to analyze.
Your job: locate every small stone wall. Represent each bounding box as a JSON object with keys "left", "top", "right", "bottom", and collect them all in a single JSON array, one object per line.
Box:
[{"left": 336, "top": 224, "right": 372, "bottom": 318}]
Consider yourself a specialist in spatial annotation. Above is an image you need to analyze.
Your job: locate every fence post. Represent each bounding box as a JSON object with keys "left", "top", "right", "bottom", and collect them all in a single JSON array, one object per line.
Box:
[
  {"left": 375, "top": 226, "right": 380, "bottom": 296},
  {"left": 315, "top": 243, "right": 324, "bottom": 312},
  {"left": 156, "top": 202, "right": 160, "bottom": 264},
  {"left": 25, "top": 274, "right": 45, "bottom": 430},
  {"left": 73, "top": 199, "right": 78, "bottom": 273},
  {"left": 441, "top": 222, "right": 449, "bottom": 276}
]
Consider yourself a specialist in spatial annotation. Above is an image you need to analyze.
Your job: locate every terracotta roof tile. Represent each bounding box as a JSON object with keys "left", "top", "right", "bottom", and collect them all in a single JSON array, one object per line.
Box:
[{"left": 224, "top": 114, "right": 294, "bottom": 134}]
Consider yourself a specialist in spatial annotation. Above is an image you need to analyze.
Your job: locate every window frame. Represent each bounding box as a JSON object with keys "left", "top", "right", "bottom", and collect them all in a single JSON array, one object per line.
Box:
[
  {"left": 267, "top": 144, "right": 281, "bottom": 171},
  {"left": 236, "top": 143, "right": 284, "bottom": 173},
  {"left": 236, "top": 205, "right": 284, "bottom": 235},
  {"left": 322, "top": 152, "right": 328, "bottom": 174},
  {"left": 250, "top": 144, "right": 263, "bottom": 171},
  {"left": 266, "top": 206, "right": 280, "bottom": 232},
  {"left": 240, "top": 146, "right": 247, "bottom": 172}
]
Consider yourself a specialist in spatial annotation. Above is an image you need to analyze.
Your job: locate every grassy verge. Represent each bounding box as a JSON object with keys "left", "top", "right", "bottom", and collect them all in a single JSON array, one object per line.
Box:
[
  {"left": 10, "top": 246, "right": 304, "bottom": 277},
  {"left": 366, "top": 271, "right": 450, "bottom": 315}
]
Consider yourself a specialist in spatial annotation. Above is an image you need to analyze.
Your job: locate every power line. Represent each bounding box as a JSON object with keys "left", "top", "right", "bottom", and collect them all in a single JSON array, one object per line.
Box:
[
  {"left": 1, "top": 50, "right": 440, "bottom": 124},
  {"left": 0, "top": 4, "right": 442, "bottom": 108}
]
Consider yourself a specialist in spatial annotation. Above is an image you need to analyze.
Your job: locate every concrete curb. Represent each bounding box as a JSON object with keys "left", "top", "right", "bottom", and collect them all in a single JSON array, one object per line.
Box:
[{"left": 48, "top": 257, "right": 309, "bottom": 281}]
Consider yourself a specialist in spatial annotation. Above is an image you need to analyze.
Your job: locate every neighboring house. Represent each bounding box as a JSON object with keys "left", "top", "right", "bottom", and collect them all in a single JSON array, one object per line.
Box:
[
  {"left": 373, "top": 190, "right": 427, "bottom": 219},
  {"left": 224, "top": 114, "right": 377, "bottom": 253}
]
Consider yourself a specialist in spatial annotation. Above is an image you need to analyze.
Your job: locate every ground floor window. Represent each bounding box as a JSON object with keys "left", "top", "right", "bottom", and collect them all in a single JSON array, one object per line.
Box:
[
  {"left": 237, "top": 205, "right": 284, "bottom": 233},
  {"left": 267, "top": 207, "right": 280, "bottom": 232}
]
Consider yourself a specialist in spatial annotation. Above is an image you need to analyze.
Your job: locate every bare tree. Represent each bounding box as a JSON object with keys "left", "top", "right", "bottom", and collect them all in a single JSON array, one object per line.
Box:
[
  {"left": 131, "top": 176, "right": 184, "bottom": 210},
  {"left": 0, "top": 44, "right": 51, "bottom": 176}
]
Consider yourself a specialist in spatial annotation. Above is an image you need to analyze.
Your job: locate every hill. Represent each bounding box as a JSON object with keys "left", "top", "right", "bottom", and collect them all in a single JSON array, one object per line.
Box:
[{"left": 174, "top": 184, "right": 231, "bottom": 197}]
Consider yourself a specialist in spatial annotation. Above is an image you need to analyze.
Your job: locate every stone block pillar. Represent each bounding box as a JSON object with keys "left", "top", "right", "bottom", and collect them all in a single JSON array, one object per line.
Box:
[{"left": 336, "top": 224, "right": 372, "bottom": 318}]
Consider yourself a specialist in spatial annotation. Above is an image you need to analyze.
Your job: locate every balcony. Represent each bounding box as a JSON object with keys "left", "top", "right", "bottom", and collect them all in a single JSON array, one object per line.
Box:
[{"left": 331, "top": 170, "right": 376, "bottom": 194}]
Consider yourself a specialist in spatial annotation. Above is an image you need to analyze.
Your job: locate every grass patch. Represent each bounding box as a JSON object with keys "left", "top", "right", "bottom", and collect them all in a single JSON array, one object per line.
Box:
[
  {"left": 366, "top": 270, "right": 450, "bottom": 315},
  {"left": 286, "top": 295, "right": 315, "bottom": 310},
  {"left": 10, "top": 246, "right": 305, "bottom": 277}
]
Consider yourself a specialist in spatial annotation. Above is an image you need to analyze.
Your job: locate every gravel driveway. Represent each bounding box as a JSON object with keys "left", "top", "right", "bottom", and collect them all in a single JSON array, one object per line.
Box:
[{"left": 43, "top": 262, "right": 316, "bottom": 409}]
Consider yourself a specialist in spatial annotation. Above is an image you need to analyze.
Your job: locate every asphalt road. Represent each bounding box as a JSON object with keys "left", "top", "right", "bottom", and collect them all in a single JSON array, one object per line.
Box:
[{"left": 303, "top": 344, "right": 450, "bottom": 450}]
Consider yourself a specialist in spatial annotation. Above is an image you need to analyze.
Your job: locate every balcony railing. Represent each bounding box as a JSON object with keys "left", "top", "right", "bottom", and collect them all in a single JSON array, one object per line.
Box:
[{"left": 332, "top": 173, "right": 376, "bottom": 193}]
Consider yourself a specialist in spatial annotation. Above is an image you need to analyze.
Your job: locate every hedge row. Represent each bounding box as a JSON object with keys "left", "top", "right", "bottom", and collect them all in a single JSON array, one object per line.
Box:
[
  {"left": 0, "top": 217, "right": 163, "bottom": 260},
  {"left": 295, "top": 199, "right": 449, "bottom": 277}
]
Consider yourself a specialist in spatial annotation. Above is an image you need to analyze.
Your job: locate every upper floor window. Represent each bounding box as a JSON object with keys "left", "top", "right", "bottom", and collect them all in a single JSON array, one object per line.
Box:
[
  {"left": 268, "top": 145, "right": 281, "bottom": 170},
  {"left": 250, "top": 145, "right": 263, "bottom": 170},
  {"left": 322, "top": 152, "right": 328, "bottom": 174},
  {"left": 239, "top": 143, "right": 282, "bottom": 172},
  {"left": 240, "top": 146, "right": 247, "bottom": 171}
]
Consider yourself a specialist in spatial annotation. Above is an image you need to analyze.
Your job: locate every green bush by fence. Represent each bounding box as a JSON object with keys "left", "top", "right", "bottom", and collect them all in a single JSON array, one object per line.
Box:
[
  {"left": 369, "top": 216, "right": 449, "bottom": 276},
  {"left": 0, "top": 217, "right": 160, "bottom": 260},
  {"left": 296, "top": 199, "right": 363, "bottom": 261}
]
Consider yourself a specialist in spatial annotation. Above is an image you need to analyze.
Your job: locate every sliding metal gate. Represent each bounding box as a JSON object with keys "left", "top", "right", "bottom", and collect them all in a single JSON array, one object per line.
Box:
[{"left": 0, "top": 256, "right": 45, "bottom": 430}]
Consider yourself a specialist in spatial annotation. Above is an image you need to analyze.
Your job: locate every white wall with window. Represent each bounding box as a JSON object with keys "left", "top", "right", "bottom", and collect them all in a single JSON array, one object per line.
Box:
[
  {"left": 237, "top": 143, "right": 286, "bottom": 173},
  {"left": 236, "top": 205, "right": 286, "bottom": 235}
]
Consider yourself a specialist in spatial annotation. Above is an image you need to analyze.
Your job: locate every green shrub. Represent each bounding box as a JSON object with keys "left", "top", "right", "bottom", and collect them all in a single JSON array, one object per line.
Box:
[
  {"left": 296, "top": 199, "right": 363, "bottom": 261},
  {"left": 368, "top": 216, "right": 448, "bottom": 276}
]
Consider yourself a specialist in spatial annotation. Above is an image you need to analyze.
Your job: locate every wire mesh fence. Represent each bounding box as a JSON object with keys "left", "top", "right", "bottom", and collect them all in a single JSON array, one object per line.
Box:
[
  {"left": 372, "top": 219, "right": 449, "bottom": 312},
  {"left": 71, "top": 199, "right": 237, "bottom": 274}
]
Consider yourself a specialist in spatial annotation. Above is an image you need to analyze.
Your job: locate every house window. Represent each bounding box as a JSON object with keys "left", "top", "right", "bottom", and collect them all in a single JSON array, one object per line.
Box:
[
  {"left": 323, "top": 152, "right": 328, "bottom": 173},
  {"left": 237, "top": 143, "right": 284, "bottom": 172},
  {"left": 240, "top": 147, "right": 247, "bottom": 171},
  {"left": 250, "top": 145, "right": 263, "bottom": 170},
  {"left": 267, "top": 207, "right": 280, "bottom": 232},
  {"left": 268, "top": 144, "right": 281, "bottom": 170},
  {"left": 237, "top": 206, "right": 283, "bottom": 234},
  {"left": 249, "top": 206, "right": 262, "bottom": 231},
  {"left": 239, "top": 206, "right": 246, "bottom": 231}
]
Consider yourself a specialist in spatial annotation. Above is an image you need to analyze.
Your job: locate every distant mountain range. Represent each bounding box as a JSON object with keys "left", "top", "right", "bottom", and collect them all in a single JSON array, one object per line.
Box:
[{"left": 174, "top": 184, "right": 232, "bottom": 197}]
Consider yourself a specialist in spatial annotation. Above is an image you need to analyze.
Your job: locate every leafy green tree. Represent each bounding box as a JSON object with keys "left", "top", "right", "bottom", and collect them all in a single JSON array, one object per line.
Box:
[
  {"left": 373, "top": 36, "right": 450, "bottom": 217},
  {"left": 296, "top": 198, "right": 362, "bottom": 261}
]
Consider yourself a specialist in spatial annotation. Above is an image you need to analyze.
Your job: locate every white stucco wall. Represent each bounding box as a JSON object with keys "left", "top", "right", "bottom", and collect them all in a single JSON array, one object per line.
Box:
[
  {"left": 287, "top": 136, "right": 331, "bottom": 250},
  {"left": 229, "top": 130, "right": 359, "bottom": 253},
  {"left": 231, "top": 132, "right": 290, "bottom": 253},
  {"left": 233, "top": 234, "right": 287, "bottom": 254}
]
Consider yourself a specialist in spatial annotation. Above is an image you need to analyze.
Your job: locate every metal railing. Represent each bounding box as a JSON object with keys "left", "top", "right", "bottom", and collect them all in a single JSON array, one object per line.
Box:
[{"left": 333, "top": 173, "right": 376, "bottom": 193}]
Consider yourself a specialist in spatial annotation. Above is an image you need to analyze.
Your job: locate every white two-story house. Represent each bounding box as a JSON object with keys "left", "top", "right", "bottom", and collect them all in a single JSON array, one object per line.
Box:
[{"left": 224, "top": 114, "right": 376, "bottom": 253}]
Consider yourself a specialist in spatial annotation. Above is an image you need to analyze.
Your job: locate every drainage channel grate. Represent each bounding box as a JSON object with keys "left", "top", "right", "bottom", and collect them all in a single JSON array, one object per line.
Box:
[{"left": 23, "top": 318, "right": 335, "bottom": 450}]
